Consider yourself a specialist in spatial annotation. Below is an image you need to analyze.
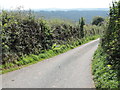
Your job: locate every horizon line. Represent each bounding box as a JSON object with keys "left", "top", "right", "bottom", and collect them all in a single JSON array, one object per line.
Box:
[{"left": 3, "top": 8, "right": 109, "bottom": 11}]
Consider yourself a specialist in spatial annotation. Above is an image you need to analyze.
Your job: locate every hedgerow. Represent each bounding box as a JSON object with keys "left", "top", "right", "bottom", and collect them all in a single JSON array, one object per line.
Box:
[
  {"left": 92, "top": 0, "right": 120, "bottom": 88},
  {"left": 1, "top": 9, "right": 102, "bottom": 72}
]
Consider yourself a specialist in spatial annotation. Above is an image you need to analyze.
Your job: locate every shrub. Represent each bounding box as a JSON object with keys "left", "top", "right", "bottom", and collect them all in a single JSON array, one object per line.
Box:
[{"left": 92, "top": 16, "right": 104, "bottom": 26}]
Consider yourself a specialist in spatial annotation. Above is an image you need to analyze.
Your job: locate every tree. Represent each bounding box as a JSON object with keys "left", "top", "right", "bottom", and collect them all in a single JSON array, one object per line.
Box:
[
  {"left": 92, "top": 16, "right": 104, "bottom": 26},
  {"left": 79, "top": 17, "right": 85, "bottom": 38}
]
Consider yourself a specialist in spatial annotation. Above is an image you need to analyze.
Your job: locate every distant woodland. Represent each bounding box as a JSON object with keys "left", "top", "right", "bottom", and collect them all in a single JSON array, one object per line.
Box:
[{"left": 34, "top": 10, "right": 108, "bottom": 23}]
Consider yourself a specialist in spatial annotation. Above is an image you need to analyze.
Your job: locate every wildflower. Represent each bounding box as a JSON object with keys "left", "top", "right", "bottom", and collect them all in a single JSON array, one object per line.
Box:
[{"left": 107, "top": 65, "right": 112, "bottom": 69}]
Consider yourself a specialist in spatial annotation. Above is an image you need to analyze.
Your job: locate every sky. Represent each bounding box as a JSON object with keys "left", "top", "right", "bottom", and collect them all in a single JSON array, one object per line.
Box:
[{"left": 0, "top": 0, "right": 117, "bottom": 10}]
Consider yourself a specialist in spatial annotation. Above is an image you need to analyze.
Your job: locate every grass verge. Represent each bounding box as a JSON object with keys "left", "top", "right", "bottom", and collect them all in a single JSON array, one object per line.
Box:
[
  {"left": 1, "top": 35, "right": 99, "bottom": 74},
  {"left": 92, "top": 46, "right": 120, "bottom": 88}
]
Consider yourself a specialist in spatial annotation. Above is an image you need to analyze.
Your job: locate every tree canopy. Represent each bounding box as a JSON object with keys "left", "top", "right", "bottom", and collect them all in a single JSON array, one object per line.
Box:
[{"left": 92, "top": 16, "right": 104, "bottom": 26}]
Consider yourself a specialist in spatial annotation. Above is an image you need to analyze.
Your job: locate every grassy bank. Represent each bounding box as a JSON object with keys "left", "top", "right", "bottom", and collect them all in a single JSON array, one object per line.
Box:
[
  {"left": 92, "top": 46, "right": 120, "bottom": 88},
  {"left": 1, "top": 35, "right": 99, "bottom": 74}
]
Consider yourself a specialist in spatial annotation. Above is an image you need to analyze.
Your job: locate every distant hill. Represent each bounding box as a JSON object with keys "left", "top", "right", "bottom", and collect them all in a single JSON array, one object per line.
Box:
[
  {"left": 33, "top": 8, "right": 109, "bottom": 11},
  {"left": 34, "top": 9, "right": 109, "bottom": 23}
]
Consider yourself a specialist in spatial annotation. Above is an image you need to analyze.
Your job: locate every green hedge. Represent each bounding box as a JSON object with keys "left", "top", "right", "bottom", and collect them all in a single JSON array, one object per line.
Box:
[
  {"left": 1, "top": 10, "right": 102, "bottom": 68},
  {"left": 92, "top": 1, "right": 120, "bottom": 88},
  {"left": 92, "top": 47, "right": 119, "bottom": 88}
]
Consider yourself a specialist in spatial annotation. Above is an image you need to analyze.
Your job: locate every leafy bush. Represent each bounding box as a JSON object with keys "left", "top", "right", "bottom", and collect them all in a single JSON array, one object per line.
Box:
[
  {"left": 92, "top": 16, "right": 104, "bottom": 26},
  {"left": 38, "top": 54, "right": 47, "bottom": 59},
  {"left": 30, "top": 54, "right": 39, "bottom": 61},
  {"left": 2, "top": 10, "right": 53, "bottom": 65},
  {"left": 1, "top": 9, "right": 102, "bottom": 71},
  {"left": 92, "top": 1, "right": 120, "bottom": 88},
  {"left": 101, "top": 1, "right": 120, "bottom": 65},
  {"left": 92, "top": 47, "right": 119, "bottom": 88}
]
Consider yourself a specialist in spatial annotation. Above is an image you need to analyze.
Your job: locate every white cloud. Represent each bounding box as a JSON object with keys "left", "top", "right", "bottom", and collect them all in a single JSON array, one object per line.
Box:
[{"left": 0, "top": 0, "right": 117, "bottom": 10}]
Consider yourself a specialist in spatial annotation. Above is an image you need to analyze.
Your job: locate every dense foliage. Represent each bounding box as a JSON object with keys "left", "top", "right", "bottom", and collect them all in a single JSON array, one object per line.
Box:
[
  {"left": 2, "top": 11, "right": 53, "bottom": 65},
  {"left": 101, "top": 1, "right": 120, "bottom": 66},
  {"left": 1, "top": 10, "right": 102, "bottom": 70},
  {"left": 92, "top": 0, "right": 120, "bottom": 88},
  {"left": 92, "top": 47, "right": 119, "bottom": 88},
  {"left": 92, "top": 16, "right": 104, "bottom": 26}
]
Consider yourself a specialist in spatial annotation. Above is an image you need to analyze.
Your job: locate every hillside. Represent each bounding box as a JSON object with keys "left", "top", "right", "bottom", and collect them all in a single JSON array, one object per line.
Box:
[{"left": 34, "top": 10, "right": 108, "bottom": 23}]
